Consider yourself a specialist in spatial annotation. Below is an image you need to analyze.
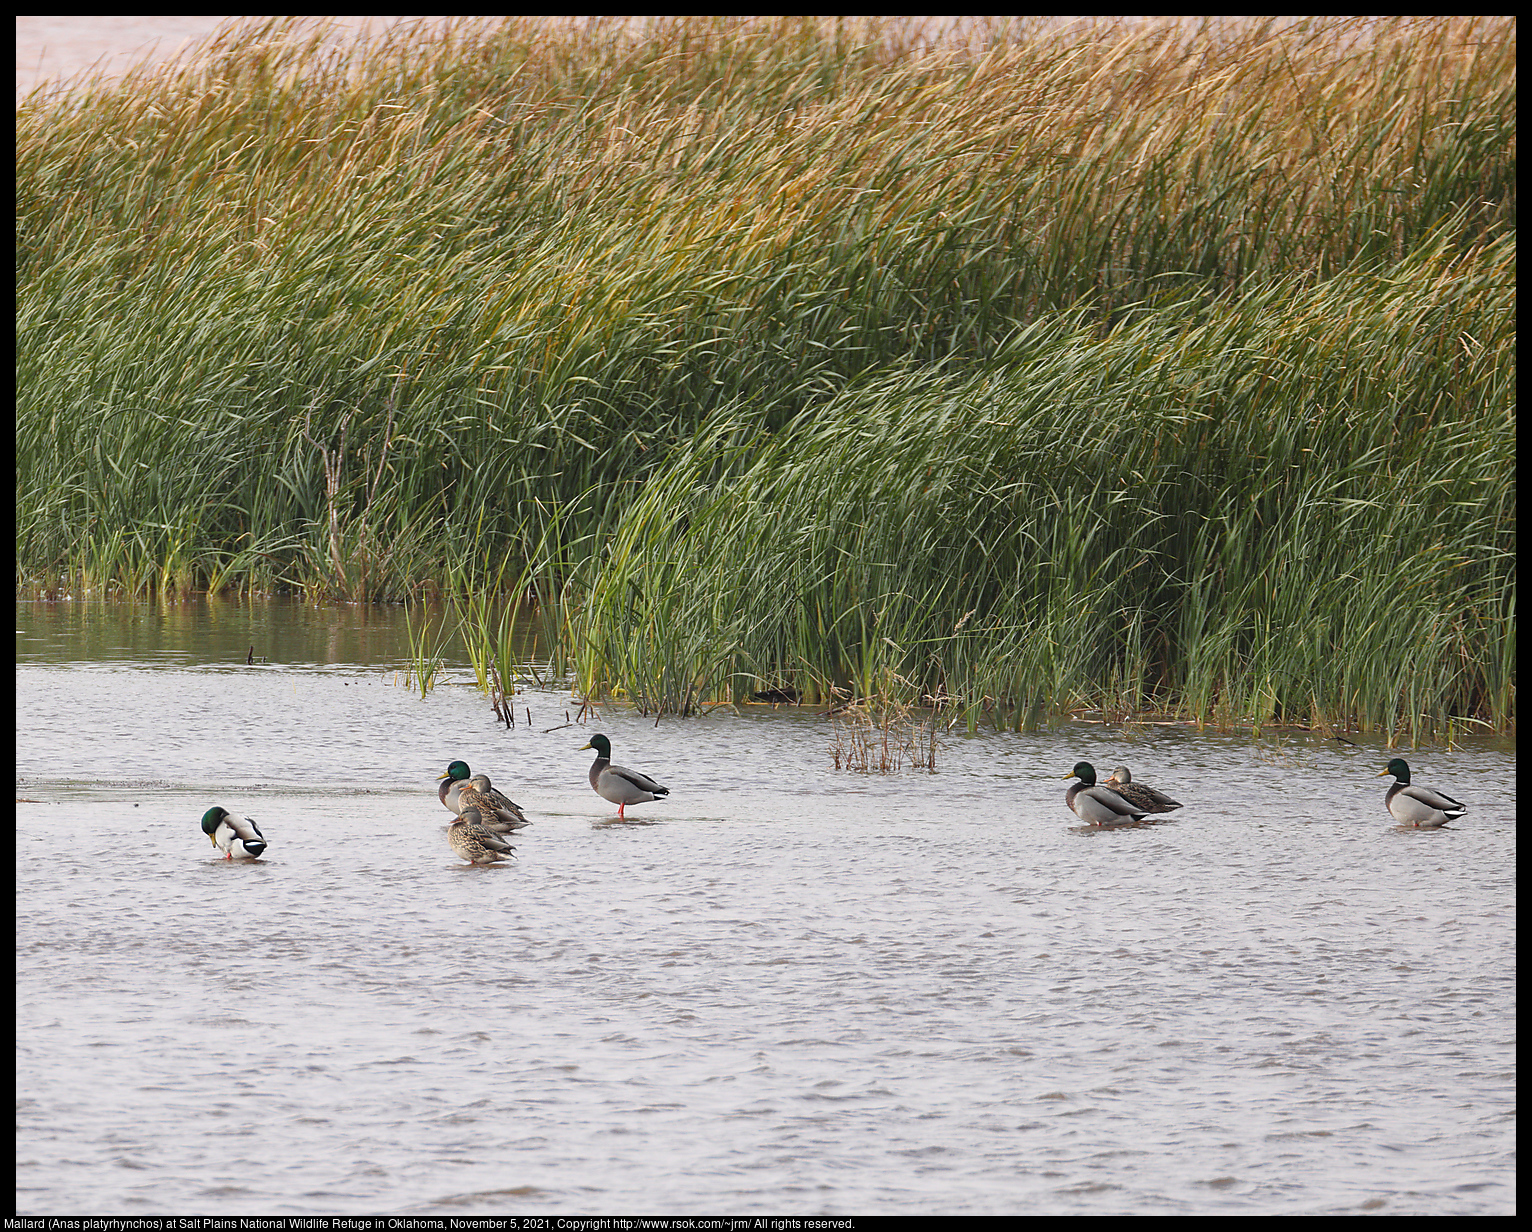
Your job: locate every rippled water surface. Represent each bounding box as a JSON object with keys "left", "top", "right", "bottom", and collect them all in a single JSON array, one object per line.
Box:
[{"left": 15, "top": 600, "right": 1517, "bottom": 1215}]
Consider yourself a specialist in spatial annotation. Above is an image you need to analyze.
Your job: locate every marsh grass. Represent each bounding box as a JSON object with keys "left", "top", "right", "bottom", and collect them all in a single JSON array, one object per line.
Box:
[
  {"left": 17, "top": 16, "right": 1516, "bottom": 738},
  {"left": 559, "top": 234, "right": 1513, "bottom": 739},
  {"left": 830, "top": 697, "right": 942, "bottom": 774},
  {"left": 400, "top": 603, "right": 452, "bottom": 696}
]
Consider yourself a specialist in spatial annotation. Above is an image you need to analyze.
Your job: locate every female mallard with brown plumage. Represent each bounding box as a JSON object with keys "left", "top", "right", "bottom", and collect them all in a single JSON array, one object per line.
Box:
[
  {"left": 1105, "top": 766, "right": 1182, "bottom": 814},
  {"left": 446, "top": 807, "right": 518, "bottom": 864}
]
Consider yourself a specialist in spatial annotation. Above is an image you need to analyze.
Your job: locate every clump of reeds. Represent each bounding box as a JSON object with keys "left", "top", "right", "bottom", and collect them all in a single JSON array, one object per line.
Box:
[
  {"left": 399, "top": 603, "right": 452, "bottom": 695},
  {"left": 16, "top": 16, "right": 1516, "bottom": 738},
  {"left": 829, "top": 697, "right": 941, "bottom": 774}
]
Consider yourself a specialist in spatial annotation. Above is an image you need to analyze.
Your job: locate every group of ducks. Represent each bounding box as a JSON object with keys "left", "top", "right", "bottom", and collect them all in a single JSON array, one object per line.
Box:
[
  {"left": 1064, "top": 757, "right": 1467, "bottom": 829},
  {"left": 198, "top": 732, "right": 671, "bottom": 863},
  {"left": 196, "top": 744, "right": 1465, "bottom": 862},
  {"left": 1063, "top": 763, "right": 1184, "bottom": 824},
  {"left": 436, "top": 731, "right": 673, "bottom": 863}
]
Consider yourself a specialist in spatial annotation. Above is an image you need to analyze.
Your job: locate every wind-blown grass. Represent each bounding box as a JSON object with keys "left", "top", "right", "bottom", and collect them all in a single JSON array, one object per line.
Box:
[
  {"left": 16, "top": 16, "right": 1516, "bottom": 737},
  {"left": 561, "top": 232, "right": 1513, "bottom": 737}
]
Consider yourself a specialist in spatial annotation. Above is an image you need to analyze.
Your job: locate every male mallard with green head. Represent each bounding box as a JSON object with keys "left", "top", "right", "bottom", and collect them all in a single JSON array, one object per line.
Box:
[
  {"left": 438, "top": 760, "right": 529, "bottom": 832},
  {"left": 579, "top": 733, "right": 670, "bottom": 819},
  {"left": 1064, "top": 762, "right": 1149, "bottom": 825},
  {"left": 200, "top": 806, "right": 268, "bottom": 859},
  {"left": 1377, "top": 758, "right": 1465, "bottom": 828}
]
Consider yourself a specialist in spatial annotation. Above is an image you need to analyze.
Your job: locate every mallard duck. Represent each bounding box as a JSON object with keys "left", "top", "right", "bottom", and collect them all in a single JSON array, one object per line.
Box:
[
  {"left": 446, "top": 806, "right": 518, "bottom": 863},
  {"left": 456, "top": 776, "right": 531, "bottom": 834},
  {"left": 438, "top": 759, "right": 473, "bottom": 812},
  {"left": 1064, "top": 762, "right": 1149, "bottom": 825},
  {"left": 470, "top": 774, "right": 531, "bottom": 829},
  {"left": 580, "top": 733, "right": 670, "bottom": 819},
  {"left": 437, "top": 760, "right": 530, "bottom": 831},
  {"left": 1377, "top": 758, "right": 1466, "bottom": 828},
  {"left": 1105, "top": 765, "right": 1183, "bottom": 813},
  {"left": 200, "top": 806, "right": 268, "bottom": 860},
  {"left": 437, "top": 759, "right": 481, "bottom": 812}
]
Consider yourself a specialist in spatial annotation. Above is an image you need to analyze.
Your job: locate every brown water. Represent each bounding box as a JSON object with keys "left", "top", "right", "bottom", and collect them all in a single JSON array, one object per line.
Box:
[{"left": 15, "top": 599, "right": 1517, "bottom": 1215}]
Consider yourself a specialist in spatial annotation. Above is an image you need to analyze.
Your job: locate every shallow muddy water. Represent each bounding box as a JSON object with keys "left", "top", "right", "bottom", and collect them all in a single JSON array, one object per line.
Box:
[{"left": 15, "top": 600, "right": 1517, "bottom": 1215}]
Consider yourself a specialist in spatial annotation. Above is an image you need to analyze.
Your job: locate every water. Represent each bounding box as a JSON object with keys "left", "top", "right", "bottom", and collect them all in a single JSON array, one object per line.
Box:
[{"left": 15, "top": 599, "right": 1517, "bottom": 1215}]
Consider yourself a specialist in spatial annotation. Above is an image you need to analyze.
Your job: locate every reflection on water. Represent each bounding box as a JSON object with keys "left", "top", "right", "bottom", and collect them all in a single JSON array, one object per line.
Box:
[
  {"left": 14, "top": 594, "right": 541, "bottom": 674},
  {"left": 14, "top": 601, "right": 1517, "bottom": 1215}
]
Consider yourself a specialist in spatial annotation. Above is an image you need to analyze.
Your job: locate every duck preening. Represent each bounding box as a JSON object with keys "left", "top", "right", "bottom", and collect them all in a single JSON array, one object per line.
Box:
[{"left": 200, "top": 806, "right": 267, "bottom": 859}]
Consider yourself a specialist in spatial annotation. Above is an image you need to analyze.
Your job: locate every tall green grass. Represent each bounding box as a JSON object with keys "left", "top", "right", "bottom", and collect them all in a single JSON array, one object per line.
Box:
[
  {"left": 16, "top": 16, "right": 1515, "bottom": 736},
  {"left": 564, "top": 234, "right": 1512, "bottom": 737}
]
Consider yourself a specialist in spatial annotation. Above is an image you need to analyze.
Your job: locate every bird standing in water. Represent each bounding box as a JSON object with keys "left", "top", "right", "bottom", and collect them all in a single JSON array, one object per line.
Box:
[
  {"left": 580, "top": 733, "right": 670, "bottom": 819},
  {"left": 1377, "top": 758, "right": 1466, "bottom": 827},
  {"left": 200, "top": 806, "right": 268, "bottom": 859},
  {"left": 438, "top": 760, "right": 529, "bottom": 832}
]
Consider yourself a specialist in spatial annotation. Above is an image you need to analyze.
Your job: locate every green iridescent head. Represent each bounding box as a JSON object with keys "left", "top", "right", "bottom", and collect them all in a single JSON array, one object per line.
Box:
[{"left": 200, "top": 806, "right": 227, "bottom": 841}]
